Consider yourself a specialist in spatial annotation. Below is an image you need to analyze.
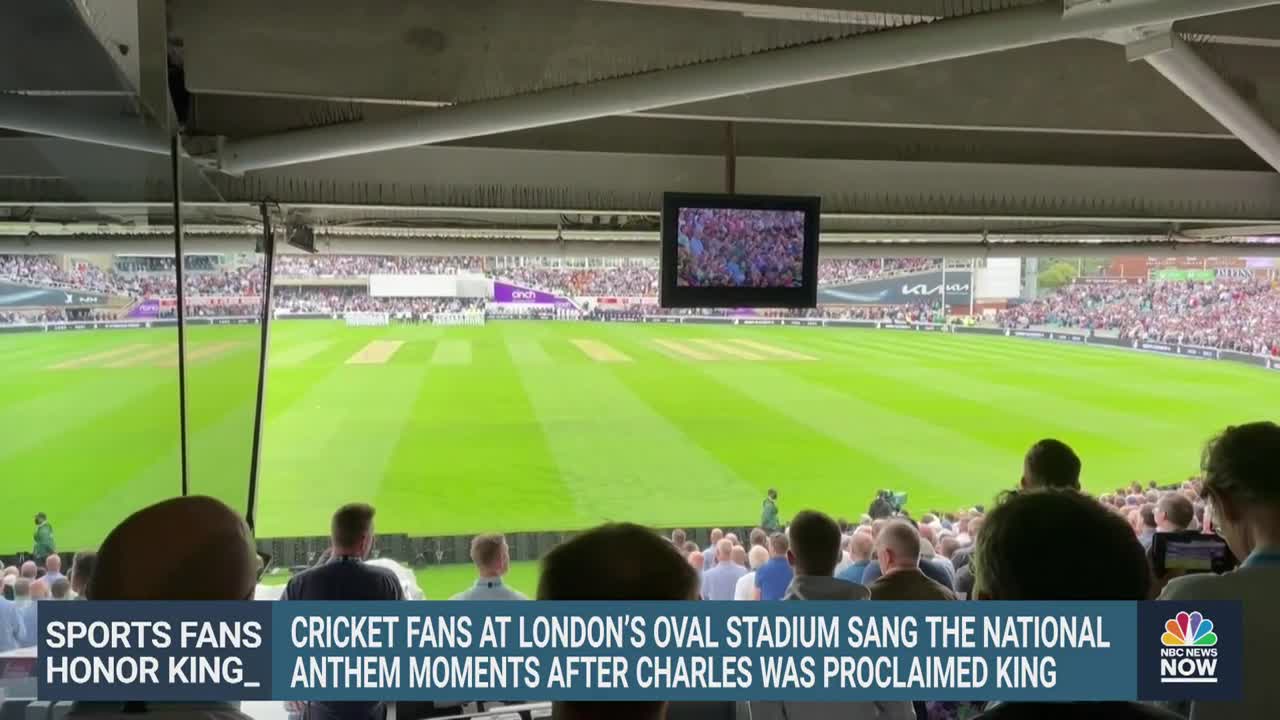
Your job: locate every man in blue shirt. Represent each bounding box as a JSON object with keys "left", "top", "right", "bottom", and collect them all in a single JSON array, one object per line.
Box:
[
  {"left": 452, "top": 533, "right": 527, "bottom": 601},
  {"left": 835, "top": 530, "right": 874, "bottom": 585},
  {"left": 701, "top": 539, "right": 745, "bottom": 600},
  {"left": 0, "top": 592, "right": 20, "bottom": 652},
  {"left": 754, "top": 533, "right": 793, "bottom": 600},
  {"left": 12, "top": 578, "right": 37, "bottom": 647}
]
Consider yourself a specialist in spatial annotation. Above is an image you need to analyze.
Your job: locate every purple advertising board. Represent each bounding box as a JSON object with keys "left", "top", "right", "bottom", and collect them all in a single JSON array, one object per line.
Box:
[
  {"left": 492, "top": 281, "right": 576, "bottom": 307},
  {"left": 127, "top": 298, "right": 161, "bottom": 318}
]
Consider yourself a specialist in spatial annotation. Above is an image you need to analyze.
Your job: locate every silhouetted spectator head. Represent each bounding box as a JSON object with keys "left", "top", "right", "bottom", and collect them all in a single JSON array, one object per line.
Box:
[
  {"left": 45, "top": 554, "right": 62, "bottom": 574},
  {"left": 786, "top": 510, "right": 842, "bottom": 576},
  {"left": 88, "top": 496, "right": 257, "bottom": 601},
  {"left": 19, "top": 561, "right": 36, "bottom": 579},
  {"left": 1200, "top": 421, "right": 1280, "bottom": 561},
  {"left": 670, "top": 529, "right": 686, "bottom": 547},
  {"left": 748, "top": 545, "right": 768, "bottom": 570},
  {"left": 1156, "top": 493, "right": 1194, "bottom": 531},
  {"left": 331, "top": 503, "right": 377, "bottom": 558},
  {"left": 50, "top": 578, "right": 70, "bottom": 600},
  {"left": 749, "top": 528, "right": 768, "bottom": 548},
  {"left": 469, "top": 533, "right": 509, "bottom": 578},
  {"left": 876, "top": 520, "right": 922, "bottom": 574},
  {"left": 976, "top": 490, "right": 1151, "bottom": 600},
  {"left": 709, "top": 528, "right": 724, "bottom": 545},
  {"left": 538, "top": 523, "right": 697, "bottom": 720},
  {"left": 730, "top": 546, "right": 748, "bottom": 567},
  {"left": 13, "top": 578, "right": 31, "bottom": 600},
  {"left": 1022, "top": 438, "right": 1082, "bottom": 490}
]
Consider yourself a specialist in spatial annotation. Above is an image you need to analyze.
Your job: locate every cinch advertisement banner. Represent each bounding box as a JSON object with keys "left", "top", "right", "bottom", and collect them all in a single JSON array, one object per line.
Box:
[{"left": 38, "top": 601, "right": 1242, "bottom": 703}]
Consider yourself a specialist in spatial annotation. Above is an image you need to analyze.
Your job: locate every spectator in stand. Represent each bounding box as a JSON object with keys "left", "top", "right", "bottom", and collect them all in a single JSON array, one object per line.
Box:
[
  {"left": 1155, "top": 493, "right": 1195, "bottom": 532},
  {"left": 972, "top": 489, "right": 1178, "bottom": 720},
  {"left": 736, "top": 545, "right": 769, "bottom": 601},
  {"left": 834, "top": 535, "right": 854, "bottom": 576},
  {"left": 670, "top": 528, "right": 686, "bottom": 547},
  {"left": 70, "top": 551, "right": 96, "bottom": 599},
  {"left": 283, "top": 503, "right": 402, "bottom": 720},
  {"left": 451, "top": 533, "right": 527, "bottom": 601},
  {"left": 836, "top": 529, "right": 875, "bottom": 586},
  {"left": 50, "top": 577, "right": 71, "bottom": 600},
  {"left": 750, "top": 527, "right": 768, "bottom": 548},
  {"left": 687, "top": 550, "right": 704, "bottom": 574},
  {"left": 703, "top": 528, "right": 724, "bottom": 570},
  {"left": 13, "top": 578, "right": 36, "bottom": 648},
  {"left": 730, "top": 545, "right": 748, "bottom": 567},
  {"left": 868, "top": 520, "right": 955, "bottom": 601},
  {"left": 783, "top": 510, "right": 869, "bottom": 601},
  {"left": 1160, "top": 422, "right": 1280, "bottom": 720},
  {"left": 70, "top": 496, "right": 257, "bottom": 720},
  {"left": 1138, "top": 504, "right": 1158, "bottom": 550},
  {"left": 0, "top": 578, "right": 19, "bottom": 651},
  {"left": 952, "top": 515, "right": 983, "bottom": 572},
  {"left": 1022, "top": 438, "right": 1082, "bottom": 491},
  {"left": 753, "top": 512, "right": 912, "bottom": 720},
  {"left": 19, "top": 561, "right": 36, "bottom": 579},
  {"left": 754, "top": 533, "right": 794, "bottom": 600},
  {"left": 702, "top": 539, "right": 746, "bottom": 600},
  {"left": 43, "top": 553, "right": 65, "bottom": 584},
  {"left": 538, "top": 522, "right": 697, "bottom": 720}
]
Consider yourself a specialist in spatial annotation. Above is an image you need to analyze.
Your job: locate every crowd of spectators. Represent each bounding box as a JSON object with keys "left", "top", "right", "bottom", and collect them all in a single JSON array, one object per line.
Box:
[
  {"left": 818, "top": 258, "right": 942, "bottom": 284},
  {"left": 1001, "top": 277, "right": 1280, "bottom": 356},
  {"left": 7, "top": 421, "right": 1277, "bottom": 719},
  {"left": 273, "top": 254, "right": 486, "bottom": 277},
  {"left": 676, "top": 208, "right": 806, "bottom": 288}
]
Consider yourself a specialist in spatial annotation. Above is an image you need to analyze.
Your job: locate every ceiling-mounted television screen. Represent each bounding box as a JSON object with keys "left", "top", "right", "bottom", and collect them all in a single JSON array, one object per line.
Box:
[{"left": 660, "top": 192, "right": 820, "bottom": 308}]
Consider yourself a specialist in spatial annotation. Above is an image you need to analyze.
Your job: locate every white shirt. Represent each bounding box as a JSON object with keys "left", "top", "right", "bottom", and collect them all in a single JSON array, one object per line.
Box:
[{"left": 734, "top": 571, "right": 758, "bottom": 600}]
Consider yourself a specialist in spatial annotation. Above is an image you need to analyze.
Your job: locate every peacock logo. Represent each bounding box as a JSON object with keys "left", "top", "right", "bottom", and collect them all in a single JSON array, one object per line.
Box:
[{"left": 1162, "top": 611, "right": 1217, "bottom": 647}]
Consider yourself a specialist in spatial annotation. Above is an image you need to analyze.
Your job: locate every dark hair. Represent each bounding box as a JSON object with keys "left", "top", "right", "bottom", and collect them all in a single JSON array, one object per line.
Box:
[
  {"left": 538, "top": 523, "right": 697, "bottom": 602},
  {"left": 1024, "top": 439, "right": 1082, "bottom": 490},
  {"left": 331, "top": 503, "right": 376, "bottom": 548},
  {"left": 976, "top": 490, "right": 1151, "bottom": 600},
  {"left": 767, "top": 488, "right": 778, "bottom": 500},
  {"left": 70, "top": 551, "right": 97, "bottom": 590},
  {"left": 787, "top": 510, "right": 842, "bottom": 575},
  {"left": 34, "top": 512, "right": 46, "bottom": 524},
  {"left": 1157, "top": 493, "right": 1195, "bottom": 529},
  {"left": 1202, "top": 422, "right": 1280, "bottom": 505}
]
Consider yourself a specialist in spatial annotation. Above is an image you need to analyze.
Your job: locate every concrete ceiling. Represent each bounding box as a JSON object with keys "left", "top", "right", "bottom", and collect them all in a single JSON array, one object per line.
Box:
[{"left": 4, "top": 0, "right": 1280, "bottom": 247}]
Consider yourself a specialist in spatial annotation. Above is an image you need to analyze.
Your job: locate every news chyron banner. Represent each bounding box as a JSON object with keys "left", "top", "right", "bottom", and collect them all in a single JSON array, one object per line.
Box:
[{"left": 39, "top": 601, "right": 1241, "bottom": 703}]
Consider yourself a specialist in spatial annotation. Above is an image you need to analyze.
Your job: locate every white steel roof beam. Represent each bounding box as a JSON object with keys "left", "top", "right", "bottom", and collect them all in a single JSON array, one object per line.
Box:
[
  {"left": 216, "top": 0, "right": 1280, "bottom": 174},
  {"left": 1127, "top": 32, "right": 1280, "bottom": 173}
]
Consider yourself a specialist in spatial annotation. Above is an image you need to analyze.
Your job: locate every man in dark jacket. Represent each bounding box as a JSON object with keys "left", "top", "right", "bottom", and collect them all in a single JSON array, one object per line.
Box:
[
  {"left": 283, "top": 503, "right": 402, "bottom": 720},
  {"left": 32, "top": 512, "right": 55, "bottom": 564}
]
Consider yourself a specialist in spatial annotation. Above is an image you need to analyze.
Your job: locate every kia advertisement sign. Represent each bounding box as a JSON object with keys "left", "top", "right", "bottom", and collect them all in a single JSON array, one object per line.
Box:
[
  {"left": 817, "top": 271, "right": 972, "bottom": 305},
  {"left": 492, "top": 281, "right": 576, "bottom": 307}
]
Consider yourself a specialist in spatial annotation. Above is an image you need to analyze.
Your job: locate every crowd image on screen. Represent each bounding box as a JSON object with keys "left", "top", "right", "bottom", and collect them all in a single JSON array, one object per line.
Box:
[{"left": 675, "top": 208, "right": 806, "bottom": 288}]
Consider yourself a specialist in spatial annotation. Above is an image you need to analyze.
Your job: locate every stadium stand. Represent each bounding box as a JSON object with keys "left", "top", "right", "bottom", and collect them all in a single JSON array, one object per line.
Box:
[{"left": 5, "top": 427, "right": 1274, "bottom": 719}]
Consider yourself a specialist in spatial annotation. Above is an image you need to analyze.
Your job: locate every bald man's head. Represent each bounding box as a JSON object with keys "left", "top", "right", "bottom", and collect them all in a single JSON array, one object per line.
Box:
[
  {"left": 20, "top": 561, "right": 36, "bottom": 579},
  {"left": 876, "top": 520, "right": 922, "bottom": 574},
  {"left": 88, "top": 496, "right": 257, "bottom": 601}
]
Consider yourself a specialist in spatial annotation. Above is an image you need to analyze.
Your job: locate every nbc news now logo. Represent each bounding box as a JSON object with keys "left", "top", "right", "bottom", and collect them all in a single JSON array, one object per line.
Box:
[{"left": 1160, "top": 611, "right": 1219, "bottom": 684}]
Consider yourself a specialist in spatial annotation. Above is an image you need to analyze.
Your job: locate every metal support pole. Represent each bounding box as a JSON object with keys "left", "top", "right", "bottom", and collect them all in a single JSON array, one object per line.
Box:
[
  {"left": 170, "top": 133, "right": 190, "bottom": 496},
  {"left": 969, "top": 258, "right": 977, "bottom": 317},
  {"left": 245, "top": 203, "right": 277, "bottom": 531},
  {"left": 724, "top": 122, "right": 737, "bottom": 195}
]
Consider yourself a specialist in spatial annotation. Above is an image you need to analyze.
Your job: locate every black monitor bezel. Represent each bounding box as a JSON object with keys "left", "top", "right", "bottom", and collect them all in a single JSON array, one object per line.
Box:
[{"left": 660, "top": 192, "right": 821, "bottom": 309}]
